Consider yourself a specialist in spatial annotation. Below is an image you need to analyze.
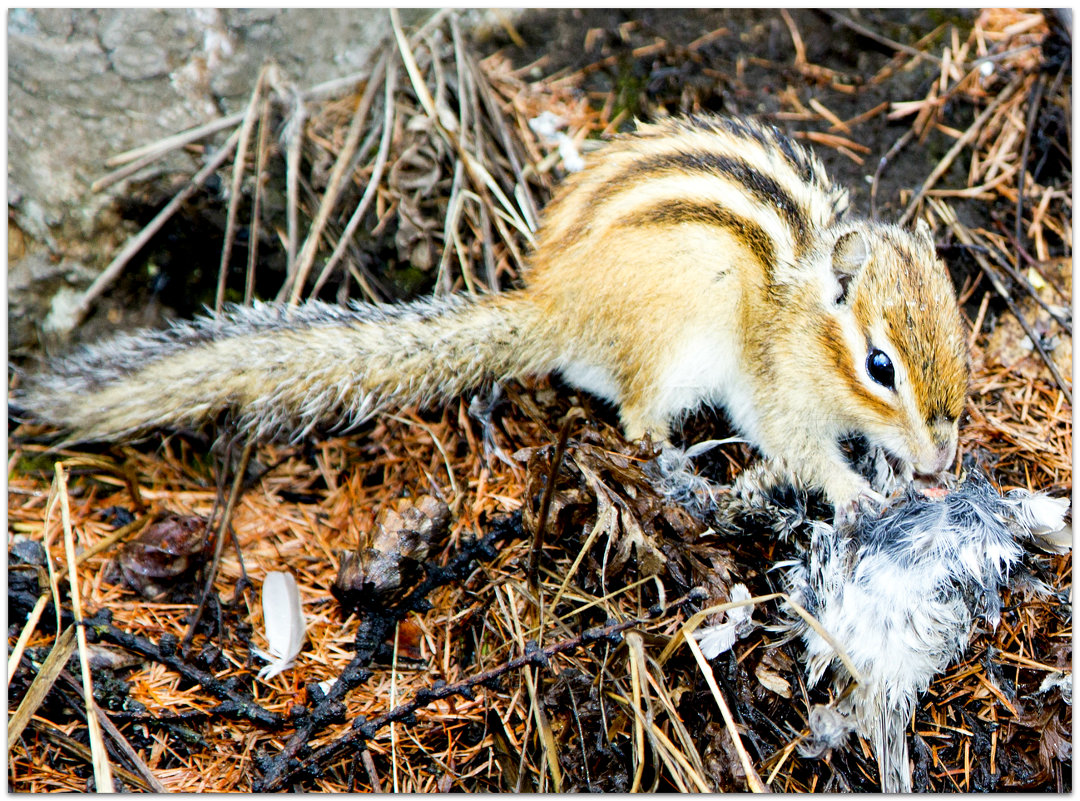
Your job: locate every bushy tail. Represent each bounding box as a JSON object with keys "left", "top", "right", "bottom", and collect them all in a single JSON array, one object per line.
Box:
[{"left": 15, "top": 293, "right": 554, "bottom": 442}]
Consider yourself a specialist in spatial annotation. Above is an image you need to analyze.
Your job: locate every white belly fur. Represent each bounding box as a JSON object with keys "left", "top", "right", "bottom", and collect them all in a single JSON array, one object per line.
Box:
[
  {"left": 557, "top": 358, "right": 621, "bottom": 405},
  {"left": 653, "top": 332, "right": 762, "bottom": 439},
  {"left": 557, "top": 333, "right": 763, "bottom": 442}
]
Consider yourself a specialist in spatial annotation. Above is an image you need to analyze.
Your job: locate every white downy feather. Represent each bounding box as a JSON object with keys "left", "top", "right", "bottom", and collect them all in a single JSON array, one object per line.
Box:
[
  {"left": 694, "top": 583, "right": 754, "bottom": 660},
  {"left": 256, "top": 571, "right": 307, "bottom": 680}
]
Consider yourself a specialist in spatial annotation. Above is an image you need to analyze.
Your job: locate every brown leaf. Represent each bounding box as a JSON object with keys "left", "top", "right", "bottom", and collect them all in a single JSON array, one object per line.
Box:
[
  {"left": 115, "top": 515, "right": 212, "bottom": 600},
  {"left": 333, "top": 495, "right": 450, "bottom": 614},
  {"left": 1037, "top": 711, "right": 1071, "bottom": 771}
]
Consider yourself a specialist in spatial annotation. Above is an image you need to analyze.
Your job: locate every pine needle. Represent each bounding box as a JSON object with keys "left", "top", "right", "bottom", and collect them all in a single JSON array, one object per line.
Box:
[{"left": 56, "top": 462, "right": 114, "bottom": 791}]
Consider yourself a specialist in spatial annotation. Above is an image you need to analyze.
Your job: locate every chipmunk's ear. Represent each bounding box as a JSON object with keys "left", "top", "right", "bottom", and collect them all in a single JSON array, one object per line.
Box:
[
  {"left": 831, "top": 229, "right": 869, "bottom": 305},
  {"left": 914, "top": 218, "right": 937, "bottom": 254}
]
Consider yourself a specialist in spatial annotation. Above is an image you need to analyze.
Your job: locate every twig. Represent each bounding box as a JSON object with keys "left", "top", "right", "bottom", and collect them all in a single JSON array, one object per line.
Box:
[
  {"left": 91, "top": 56, "right": 420, "bottom": 198},
  {"left": 529, "top": 419, "right": 573, "bottom": 594},
  {"left": 1030, "top": 58, "right": 1069, "bottom": 182},
  {"left": 92, "top": 113, "right": 246, "bottom": 192},
  {"left": 566, "top": 683, "right": 593, "bottom": 788},
  {"left": 254, "top": 615, "right": 384, "bottom": 791},
  {"left": 83, "top": 611, "right": 284, "bottom": 728},
  {"left": 385, "top": 412, "right": 460, "bottom": 506},
  {"left": 216, "top": 66, "right": 268, "bottom": 314},
  {"left": 508, "top": 593, "right": 562, "bottom": 792},
  {"left": 980, "top": 255, "right": 1071, "bottom": 401},
  {"left": 441, "top": 19, "right": 478, "bottom": 295},
  {"left": 825, "top": 10, "right": 944, "bottom": 66},
  {"left": 52, "top": 464, "right": 114, "bottom": 791},
  {"left": 255, "top": 519, "right": 512, "bottom": 791},
  {"left": 182, "top": 437, "right": 255, "bottom": 650},
  {"left": 40, "top": 479, "right": 64, "bottom": 634},
  {"left": 46, "top": 126, "right": 242, "bottom": 334},
  {"left": 779, "top": 9, "right": 807, "bottom": 67},
  {"left": 436, "top": 160, "right": 470, "bottom": 295},
  {"left": 88, "top": 51, "right": 463, "bottom": 235},
  {"left": 626, "top": 631, "right": 647, "bottom": 791},
  {"left": 795, "top": 130, "right": 871, "bottom": 154},
  {"left": 808, "top": 97, "right": 850, "bottom": 133},
  {"left": 280, "top": 88, "right": 306, "bottom": 295},
  {"left": 1002, "top": 230, "right": 1070, "bottom": 303},
  {"left": 285, "top": 51, "right": 388, "bottom": 306},
  {"left": 105, "top": 112, "right": 245, "bottom": 167},
  {"left": 391, "top": 8, "right": 535, "bottom": 245},
  {"left": 1014, "top": 72, "right": 1047, "bottom": 255},
  {"left": 899, "top": 75, "right": 1023, "bottom": 226},
  {"left": 57, "top": 670, "right": 169, "bottom": 794},
  {"left": 871, "top": 128, "right": 917, "bottom": 219},
  {"left": 840, "top": 100, "right": 890, "bottom": 131},
  {"left": 548, "top": 39, "right": 670, "bottom": 86},
  {"left": 8, "top": 625, "right": 77, "bottom": 744},
  {"left": 361, "top": 749, "right": 383, "bottom": 792},
  {"left": 27, "top": 721, "right": 152, "bottom": 792},
  {"left": 938, "top": 203, "right": 1072, "bottom": 403},
  {"left": 466, "top": 30, "right": 541, "bottom": 232},
  {"left": 685, "top": 634, "right": 767, "bottom": 792},
  {"left": 988, "top": 222, "right": 1072, "bottom": 334},
  {"left": 311, "top": 56, "right": 398, "bottom": 299},
  {"left": 90, "top": 699, "right": 167, "bottom": 793},
  {"left": 245, "top": 94, "right": 272, "bottom": 305}
]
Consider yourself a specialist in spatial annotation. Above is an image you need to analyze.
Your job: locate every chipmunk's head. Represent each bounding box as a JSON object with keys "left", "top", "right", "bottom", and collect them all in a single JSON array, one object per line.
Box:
[{"left": 822, "top": 219, "right": 970, "bottom": 476}]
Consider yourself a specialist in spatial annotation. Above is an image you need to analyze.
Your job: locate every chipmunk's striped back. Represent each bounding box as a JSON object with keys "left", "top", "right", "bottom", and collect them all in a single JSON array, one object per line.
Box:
[{"left": 531, "top": 116, "right": 850, "bottom": 283}]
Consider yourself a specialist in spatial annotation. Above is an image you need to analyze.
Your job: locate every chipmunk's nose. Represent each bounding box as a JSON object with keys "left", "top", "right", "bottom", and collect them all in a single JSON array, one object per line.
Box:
[
  {"left": 915, "top": 433, "right": 957, "bottom": 475},
  {"left": 924, "top": 447, "right": 955, "bottom": 474}
]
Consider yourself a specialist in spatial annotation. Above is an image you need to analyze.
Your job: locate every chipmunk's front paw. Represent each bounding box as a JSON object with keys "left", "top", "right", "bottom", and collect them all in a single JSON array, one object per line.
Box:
[
  {"left": 733, "top": 459, "right": 796, "bottom": 508},
  {"left": 650, "top": 443, "right": 722, "bottom": 515},
  {"left": 831, "top": 485, "right": 886, "bottom": 528}
]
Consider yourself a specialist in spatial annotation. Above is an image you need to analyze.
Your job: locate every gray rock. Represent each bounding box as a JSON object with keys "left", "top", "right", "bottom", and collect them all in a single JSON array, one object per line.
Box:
[{"left": 7, "top": 8, "right": 457, "bottom": 348}]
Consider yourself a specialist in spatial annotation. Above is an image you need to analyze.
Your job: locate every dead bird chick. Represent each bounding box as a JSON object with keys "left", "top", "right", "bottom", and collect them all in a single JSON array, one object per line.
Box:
[
  {"left": 649, "top": 434, "right": 915, "bottom": 527},
  {"left": 777, "top": 470, "right": 1070, "bottom": 791}
]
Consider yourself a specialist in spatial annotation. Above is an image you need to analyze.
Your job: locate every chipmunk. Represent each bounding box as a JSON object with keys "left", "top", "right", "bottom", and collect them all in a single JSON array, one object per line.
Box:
[{"left": 16, "top": 115, "right": 970, "bottom": 512}]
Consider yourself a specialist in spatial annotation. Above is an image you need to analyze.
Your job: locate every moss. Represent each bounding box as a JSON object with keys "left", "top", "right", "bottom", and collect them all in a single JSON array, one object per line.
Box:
[
  {"left": 611, "top": 54, "right": 648, "bottom": 122},
  {"left": 11, "top": 450, "right": 59, "bottom": 479}
]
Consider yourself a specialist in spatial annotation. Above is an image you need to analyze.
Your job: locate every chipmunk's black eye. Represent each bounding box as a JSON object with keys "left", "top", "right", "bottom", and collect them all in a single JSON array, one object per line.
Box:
[{"left": 866, "top": 348, "right": 895, "bottom": 390}]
